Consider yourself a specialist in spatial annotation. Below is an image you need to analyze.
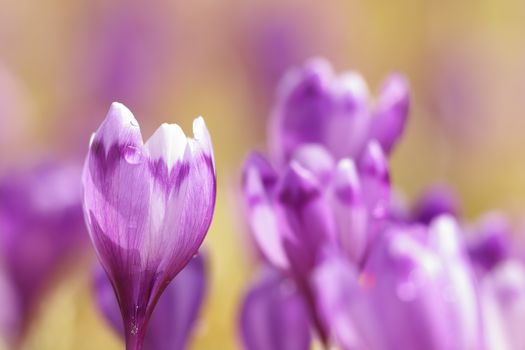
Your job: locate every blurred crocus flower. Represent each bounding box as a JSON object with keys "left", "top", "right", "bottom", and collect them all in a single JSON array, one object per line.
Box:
[
  {"left": 239, "top": 267, "right": 311, "bottom": 350},
  {"left": 467, "top": 212, "right": 511, "bottom": 273},
  {"left": 242, "top": 141, "right": 390, "bottom": 276},
  {"left": 314, "top": 216, "right": 484, "bottom": 350},
  {"left": 242, "top": 142, "right": 390, "bottom": 345},
  {"left": 82, "top": 103, "right": 216, "bottom": 349},
  {"left": 0, "top": 161, "right": 87, "bottom": 344},
  {"left": 410, "top": 184, "right": 461, "bottom": 225},
  {"left": 94, "top": 254, "right": 207, "bottom": 350},
  {"left": 270, "top": 58, "right": 409, "bottom": 162}
]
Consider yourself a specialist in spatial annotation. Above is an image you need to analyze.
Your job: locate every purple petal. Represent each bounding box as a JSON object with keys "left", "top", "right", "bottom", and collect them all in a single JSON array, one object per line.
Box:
[
  {"left": 270, "top": 58, "right": 334, "bottom": 163},
  {"left": 242, "top": 152, "right": 289, "bottom": 270},
  {"left": 0, "top": 161, "right": 87, "bottom": 342},
  {"left": 412, "top": 184, "right": 461, "bottom": 225},
  {"left": 239, "top": 268, "right": 311, "bottom": 350},
  {"left": 480, "top": 260, "right": 525, "bottom": 350},
  {"left": 277, "top": 162, "right": 337, "bottom": 277},
  {"left": 316, "top": 218, "right": 483, "bottom": 350},
  {"left": 369, "top": 74, "right": 410, "bottom": 154},
  {"left": 83, "top": 103, "right": 216, "bottom": 345},
  {"left": 357, "top": 141, "right": 391, "bottom": 241},
  {"left": 0, "top": 267, "right": 21, "bottom": 346},
  {"left": 313, "top": 251, "right": 366, "bottom": 350},
  {"left": 467, "top": 213, "right": 510, "bottom": 271},
  {"left": 325, "top": 71, "right": 371, "bottom": 159},
  {"left": 290, "top": 144, "right": 335, "bottom": 184},
  {"left": 332, "top": 159, "right": 368, "bottom": 263},
  {"left": 94, "top": 254, "right": 207, "bottom": 350},
  {"left": 270, "top": 59, "right": 372, "bottom": 162},
  {"left": 270, "top": 58, "right": 409, "bottom": 161}
]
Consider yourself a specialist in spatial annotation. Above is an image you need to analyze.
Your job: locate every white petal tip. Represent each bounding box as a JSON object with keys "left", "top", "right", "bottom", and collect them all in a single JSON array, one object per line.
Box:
[
  {"left": 146, "top": 123, "right": 187, "bottom": 168},
  {"left": 107, "top": 102, "right": 137, "bottom": 126}
]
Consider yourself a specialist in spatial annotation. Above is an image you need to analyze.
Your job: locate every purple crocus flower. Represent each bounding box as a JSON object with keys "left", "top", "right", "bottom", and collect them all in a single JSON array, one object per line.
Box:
[
  {"left": 242, "top": 141, "right": 390, "bottom": 345},
  {"left": 314, "top": 215, "right": 484, "bottom": 350},
  {"left": 0, "top": 161, "right": 87, "bottom": 344},
  {"left": 82, "top": 102, "right": 216, "bottom": 350},
  {"left": 94, "top": 254, "right": 207, "bottom": 350},
  {"left": 269, "top": 58, "right": 409, "bottom": 162},
  {"left": 410, "top": 185, "right": 461, "bottom": 225},
  {"left": 242, "top": 141, "right": 390, "bottom": 274},
  {"left": 467, "top": 213, "right": 511, "bottom": 272},
  {"left": 239, "top": 267, "right": 311, "bottom": 350}
]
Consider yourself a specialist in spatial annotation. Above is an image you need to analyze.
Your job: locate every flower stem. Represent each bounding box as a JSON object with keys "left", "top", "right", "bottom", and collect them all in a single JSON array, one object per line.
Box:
[{"left": 125, "top": 325, "right": 145, "bottom": 350}]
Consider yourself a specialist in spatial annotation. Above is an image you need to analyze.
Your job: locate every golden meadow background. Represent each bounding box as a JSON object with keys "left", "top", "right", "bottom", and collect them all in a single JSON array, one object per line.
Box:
[{"left": 2, "top": 0, "right": 525, "bottom": 348}]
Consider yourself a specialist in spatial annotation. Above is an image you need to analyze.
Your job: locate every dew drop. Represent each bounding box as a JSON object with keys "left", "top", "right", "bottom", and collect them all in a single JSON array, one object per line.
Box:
[
  {"left": 130, "top": 321, "right": 139, "bottom": 336},
  {"left": 124, "top": 145, "right": 143, "bottom": 165}
]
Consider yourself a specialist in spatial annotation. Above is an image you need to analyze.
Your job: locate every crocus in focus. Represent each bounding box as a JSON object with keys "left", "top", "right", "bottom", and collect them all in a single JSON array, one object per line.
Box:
[
  {"left": 95, "top": 254, "right": 207, "bottom": 350},
  {"left": 82, "top": 103, "right": 216, "bottom": 350},
  {"left": 0, "top": 161, "right": 87, "bottom": 345},
  {"left": 270, "top": 58, "right": 409, "bottom": 162}
]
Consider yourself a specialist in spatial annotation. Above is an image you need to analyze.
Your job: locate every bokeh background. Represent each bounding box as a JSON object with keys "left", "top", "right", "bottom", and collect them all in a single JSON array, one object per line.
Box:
[{"left": 2, "top": 0, "right": 525, "bottom": 348}]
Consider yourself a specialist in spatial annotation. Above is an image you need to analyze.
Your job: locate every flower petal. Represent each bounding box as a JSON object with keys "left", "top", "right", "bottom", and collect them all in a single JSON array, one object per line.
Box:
[
  {"left": 242, "top": 153, "right": 289, "bottom": 270},
  {"left": 270, "top": 58, "right": 334, "bottom": 163},
  {"left": 239, "top": 268, "right": 311, "bottom": 350},
  {"left": 333, "top": 159, "right": 368, "bottom": 263},
  {"left": 369, "top": 74, "right": 410, "bottom": 154},
  {"left": 277, "top": 162, "right": 337, "bottom": 277},
  {"left": 411, "top": 185, "right": 461, "bottom": 225},
  {"left": 467, "top": 212, "right": 510, "bottom": 272}
]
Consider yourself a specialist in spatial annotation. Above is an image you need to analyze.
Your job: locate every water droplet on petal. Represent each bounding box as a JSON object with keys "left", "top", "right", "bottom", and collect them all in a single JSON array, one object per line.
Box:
[
  {"left": 124, "top": 145, "right": 143, "bottom": 164},
  {"left": 130, "top": 321, "right": 138, "bottom": 336}
]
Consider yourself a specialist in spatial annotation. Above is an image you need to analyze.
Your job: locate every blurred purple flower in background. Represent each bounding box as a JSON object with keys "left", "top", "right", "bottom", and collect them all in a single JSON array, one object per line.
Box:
[
  {"left": 269, "top": 58, "right": 409, "bottom": 163},
  {"left": 0, "top": 161, "right": 88, "bottom": 345},
  {"left": 240, "top": 58, "right": 402, "bottom": 346},
  {"left": 82, "top": 103, "right": 216, "bottom": 350},
  {"left": 467, "top": 213, "right": 511, "bottom": 273},
  {"left": 239, "top": 57, "right": 525, "bottom": 349},
  {"left": 239, "top": 267, "right": 311, "bottom": 350},
  {"left": 94, "top": 254, "right": 208, "bottom": 350},
  {"left": 410, "top": 184, "right": 461, "bottom": 225},
  {"left": 314, "top": 216, "right": 484, "bottom": 350}
]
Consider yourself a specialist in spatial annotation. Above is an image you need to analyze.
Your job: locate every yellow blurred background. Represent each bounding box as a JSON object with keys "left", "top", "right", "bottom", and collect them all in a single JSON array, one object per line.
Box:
[{"left": 2, "top": 0, "right": 525, "bottom": 348}]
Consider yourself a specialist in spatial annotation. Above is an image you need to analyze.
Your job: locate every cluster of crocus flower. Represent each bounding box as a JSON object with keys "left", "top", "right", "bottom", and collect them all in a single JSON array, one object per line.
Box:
[
  {"left": 239, "top": 58, "right": 525, "bottom": 350},
  {"left": 82, "top": 102, "right": 216, "bottom": 350}
]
